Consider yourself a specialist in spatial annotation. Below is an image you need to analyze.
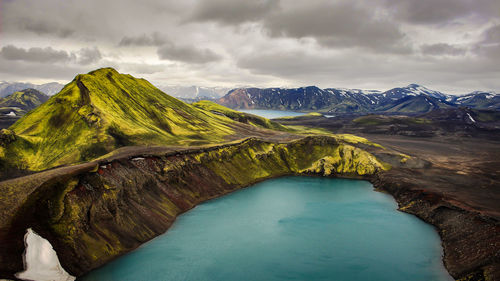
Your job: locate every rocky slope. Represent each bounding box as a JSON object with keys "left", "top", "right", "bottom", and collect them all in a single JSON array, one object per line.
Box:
[{"left": 0, "top": 136, "right": 390, "bottom": 279}]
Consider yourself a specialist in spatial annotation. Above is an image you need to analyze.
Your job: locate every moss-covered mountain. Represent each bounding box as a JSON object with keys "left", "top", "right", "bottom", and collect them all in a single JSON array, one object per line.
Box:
[
  {"left": 0, "top": 88, "right": 49, "bottom": 114},
  {"left": 0, "top": 68, "right": 286, "bottom": 173}
]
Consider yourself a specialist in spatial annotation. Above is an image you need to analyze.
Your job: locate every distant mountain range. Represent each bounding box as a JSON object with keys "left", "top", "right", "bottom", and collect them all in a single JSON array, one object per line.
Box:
[
  {"left": 217, "top": 84, "right": 500, "bottom": 114},
  {"left": 0, "top": 81, "right": 64, "bottom": 98},
  {"left": 157, "top": 85, "right": 230, "bottom": 100}
]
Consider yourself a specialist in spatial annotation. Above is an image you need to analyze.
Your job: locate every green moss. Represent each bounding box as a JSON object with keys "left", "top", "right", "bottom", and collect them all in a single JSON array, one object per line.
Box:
[
  {"left": 190, "top": 137, "right": 388, "bottom": 186},
  {"left": 333, "top": 134, "right": 384, "bottom": 149}
]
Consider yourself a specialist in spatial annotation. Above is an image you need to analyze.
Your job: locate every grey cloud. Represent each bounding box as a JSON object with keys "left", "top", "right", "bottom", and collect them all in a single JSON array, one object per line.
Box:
[
  {"left": 119, "top": 33, "right": 167, "bottom": 46},
  {"left": 421, "top": 43, "right": 466, "bottom": 56},
  {"left": 383, "top": 0, "right": 500, "bottom": 25},
  {"left": 482, "top": 24, "right": 500, "bottom": 44},
  {"left": 157, "top": 43, "right": 222, "bottom": 64},
  {"left": 78, "top": 47, "right": 102, "bottom": 65},
  {"left": 237, "top": 50, "right": 337, "bottom": 77},
  {"left": 476, "top": 45, "right": 500, "bottom": 60},
  {"left": 0, "top": 45, "right": 74, "bottom": 63},
  {"left": 188, "top": 0, "right": 279, "bottom": 24},
  {"left": 22, "top": 19, "right": 75, "bottom": 38},
  {"left": 119, "top": 63, "right": 166, "bottom": 74},
  {"left": 473, "top": 24, "right": 500, "bottom": 61},
  {"left": 1, "top": 0, "right": 500, "bottom": 93},
  {"left": 0, "top": 57, "right": 89, "bottom": 81},
  {"left": 235, "top": 46, "right": 500, "bottom": 92},
  {"left": 472, "top": 24, "right": 500, "bottom": 60},
  {"left": 262, "top": 2, "right": 409, "bottom": 53},
  {"left": 0, "top": 45, "right": 103, "bottom": 65}
]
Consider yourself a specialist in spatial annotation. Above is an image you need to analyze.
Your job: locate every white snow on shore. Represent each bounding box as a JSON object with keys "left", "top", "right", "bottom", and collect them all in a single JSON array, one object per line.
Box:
[{"left": 15, "top": 228, "right": 75, "bottom": 281}]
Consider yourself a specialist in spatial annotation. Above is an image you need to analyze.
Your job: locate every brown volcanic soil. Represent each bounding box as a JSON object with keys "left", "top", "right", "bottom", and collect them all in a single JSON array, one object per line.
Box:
[
  {"left": 368, "top": 135, "right": 500, "bottom": 280},
  {"left": 368, "top": 135, "right": 500, "bottom": 219},
  {"left": 278, "top": 115, "right": 500, "bottom": 280}
]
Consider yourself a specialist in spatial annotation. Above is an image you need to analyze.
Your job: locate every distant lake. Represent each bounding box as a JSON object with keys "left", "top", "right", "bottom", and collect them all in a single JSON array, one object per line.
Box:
[
  {"left": 80, "top": 177, "right": 452, "bottom": 281},
  {"left": 239, "top": 109, "right": 306, "bottom": 119}
]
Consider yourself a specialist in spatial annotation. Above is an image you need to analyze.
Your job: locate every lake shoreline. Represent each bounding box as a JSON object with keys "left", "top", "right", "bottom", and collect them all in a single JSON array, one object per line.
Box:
[
  {"left": 0, "top": 136, "right": 497, "bottom": 280},
  {"left": 81, "top": 176, "right": 452, "bottom": 281}
]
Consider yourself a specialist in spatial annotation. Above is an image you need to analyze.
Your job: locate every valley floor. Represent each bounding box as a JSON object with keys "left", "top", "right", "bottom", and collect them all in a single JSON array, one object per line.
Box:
[{"left": 1, "top": 131, "right": 499, "bottom": 280}]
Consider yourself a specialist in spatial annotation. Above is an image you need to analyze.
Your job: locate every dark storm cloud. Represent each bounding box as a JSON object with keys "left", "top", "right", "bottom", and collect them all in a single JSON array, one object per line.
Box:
[
  {"left": 77, "top": 47, "right": 103, "bottom": 65},
  {"left": 187, "top": 1, "right": 409, "bottom": 53},
  {"left": 421, "top": 43, "right": 466, "bottom": 56},
  {"left": 119, "top": 33, "right": 167, "bottom": 47},
  {"left": 188, "top": 0, "right": 279, "bottom": 24},
  {"left": 157, "top": 43, "right": 222, "bottom": 64},
  {"left": 0, "top": 45, "right": 74, "bottom": 63},
  {"left": 262, "top": 2, "right": 409, "bottom": 53},
  {"left": 382, "top": 0, "right": 500, "bottom": 25}
]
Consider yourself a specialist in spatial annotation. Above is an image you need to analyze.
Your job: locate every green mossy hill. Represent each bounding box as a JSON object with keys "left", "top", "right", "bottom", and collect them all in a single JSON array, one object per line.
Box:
[
  {"left": 2, "top": 68, "right": 240, "bottom": 171},
  {"left": 0, "top": 88, "right": 49, "bottom": 115},
  {"left": 192, "top": 100, "right": 289, "bottom": 131}
]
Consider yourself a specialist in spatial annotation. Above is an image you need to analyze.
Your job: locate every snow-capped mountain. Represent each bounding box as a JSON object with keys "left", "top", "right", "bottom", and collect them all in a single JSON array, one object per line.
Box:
[
  {"left": 378, "top": 84, "right": 449, "bottom": 100},
  {"left": 217, "top": 84, "right": 498, "bottom": 114}
]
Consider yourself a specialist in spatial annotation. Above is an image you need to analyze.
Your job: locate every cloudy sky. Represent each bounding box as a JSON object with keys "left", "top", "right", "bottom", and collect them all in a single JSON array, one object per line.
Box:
[{"left": 0, "top": 0, "right": 499, "bottom": 94}]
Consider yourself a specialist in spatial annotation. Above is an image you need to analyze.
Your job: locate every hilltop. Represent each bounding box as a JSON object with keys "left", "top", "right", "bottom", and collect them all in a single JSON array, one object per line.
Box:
[{"left": 0, "top": 68, "right": 290, "bottom": 174}]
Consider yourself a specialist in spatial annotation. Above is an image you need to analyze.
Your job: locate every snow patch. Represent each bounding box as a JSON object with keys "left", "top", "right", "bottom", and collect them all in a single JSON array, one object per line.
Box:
[
  {"left": 131, "top": 157, "right": 145, "bottom": 161},
  {"left": 6, "top": 111, "right": 16, "bottom": 116},
  {"left": 16, "top": 228, "right": 75, "bottom": 281},
  {"left": 466, "top": 113, "right": 476, "bottom": 123}
]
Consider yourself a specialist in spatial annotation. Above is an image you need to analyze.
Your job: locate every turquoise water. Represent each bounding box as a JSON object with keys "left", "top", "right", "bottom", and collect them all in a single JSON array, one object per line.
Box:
[
  {"left": 239, "top": 109, "right": 305, "bottom": 119},
  {"left": 80, "top": 177, "right": 452, "bottom": 281}
]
